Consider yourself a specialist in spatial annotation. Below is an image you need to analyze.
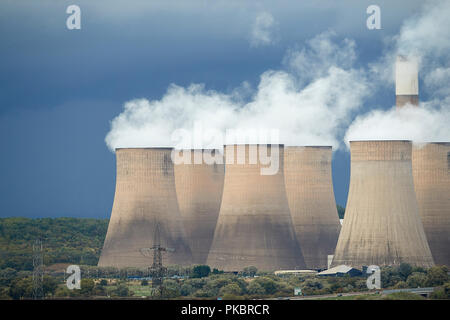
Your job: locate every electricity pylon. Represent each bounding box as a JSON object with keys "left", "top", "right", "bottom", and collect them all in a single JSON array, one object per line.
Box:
[
  {"left": 32, "top": 239, "right": 44, "bottom": 299},
  {"left": 140, "top": 222, "right": 174, "bottom": 298}
]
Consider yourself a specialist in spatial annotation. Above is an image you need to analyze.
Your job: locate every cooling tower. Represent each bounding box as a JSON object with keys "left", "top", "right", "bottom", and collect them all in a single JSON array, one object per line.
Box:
[
  {"left": 332, "top": 141, "right": 434, "bottom": 268},
  {"left": 284, "top": 146, "right": 341, "bottom": 269},
  {"left": 206, "top": 144, "right": 306, "bottom": 271},
  {"left": 98, "top": 148, "right": 193, "bottom": 268},
  {"left": 396, "top": 55, "right": 419, "bottom": 107},
  {"left": 173, "top": 149, "right": 225, "bottom": 264},
  {"left": 412, "top": 142, "right": 450, "bottom": 266}
]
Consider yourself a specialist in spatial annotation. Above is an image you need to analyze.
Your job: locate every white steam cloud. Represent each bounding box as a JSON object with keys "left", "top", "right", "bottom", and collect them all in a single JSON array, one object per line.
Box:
[
  {"left": 106, "top": 32, "right": 369, "bottom": 152},
  {"left": 345, "top": 0, "right": 450, "bottom": 145},
  {"left": 250, "top": 11, "right": 277, "bottom": 47},
  {"left": 106, "top": 1, "right": 450, "bottom": 152},
  {"left": 345, "top": 102, "right": 450, "bottom": 145}
]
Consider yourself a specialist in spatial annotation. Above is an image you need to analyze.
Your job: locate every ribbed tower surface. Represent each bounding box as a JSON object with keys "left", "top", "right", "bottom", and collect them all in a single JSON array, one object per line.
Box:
[
  {"left": 98, "top": 148, "right": 193, "bottom": 268},
  {"left": 413, "top": 142, "right": 450, "bottom": 266},
  {"left": 332, "top": 141, "right": 434, "bottom": 268},
  {"left": 284, "top": 146, "right": 341, "bottom": 269},
  {"left": 174, "top": 149, "right": 225, "bottom": 264},
  {"left": 206, "top": 144, "right": 306, "bottom": 272}
]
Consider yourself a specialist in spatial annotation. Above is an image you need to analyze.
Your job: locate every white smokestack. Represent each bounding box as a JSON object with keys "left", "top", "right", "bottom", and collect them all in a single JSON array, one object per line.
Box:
[{"left": 396, "top": 55, "right": 419, "bottom": 107}]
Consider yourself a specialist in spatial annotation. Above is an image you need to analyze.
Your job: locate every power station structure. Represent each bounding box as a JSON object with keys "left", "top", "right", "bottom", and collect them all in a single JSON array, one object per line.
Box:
[
  {"left": 284, "top": 146, "right": 341, "bottom": 270},
  {"left": 173, "top": 149, "right": 225, "bottom": 264},
  {"left": 98, "top": 148, "right": 192, "bottom": 268},
  {"left": 396, "top": 55, "right": 419, "bottom": 108},
  {"left": 412, "top": 142, "right": 450, "bottom": 266},
  {"left": 206, "top": 144, "right": 306, "bottom": 271},
  {"left": 332, "top": 141, "right": 434, "bottom": 268}
]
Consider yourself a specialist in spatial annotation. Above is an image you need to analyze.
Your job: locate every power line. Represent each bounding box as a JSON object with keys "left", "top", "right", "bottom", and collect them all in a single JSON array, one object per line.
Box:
[
  {"left": 32, "top": 239, "right": 44, "bottom": 300},
  {"left": 140, "top": 222, "right": 174, "bottom": 298}
]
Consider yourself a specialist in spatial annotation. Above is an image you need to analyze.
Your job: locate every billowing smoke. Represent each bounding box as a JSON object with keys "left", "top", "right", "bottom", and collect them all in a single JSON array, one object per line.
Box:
[
  {"left": 106, "top": 32, "right": 369, "bottom": 152},
  {"left": 346, "top": 0, "right": 450, "bottom": 145},
  {"left": 345, "top": 102, "right": 450, "bottom": 145}
]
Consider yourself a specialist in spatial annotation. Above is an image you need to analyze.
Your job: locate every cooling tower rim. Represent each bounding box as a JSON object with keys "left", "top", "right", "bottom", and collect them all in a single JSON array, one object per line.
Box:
[
  {"left": 349, "top": 140, "right": 412, "bottom": 143},
  {"left": 285, "top": 145, "right": 332, "bottom": 149},
  {"left": 223, "top": 143, "right": 285, "bottom": 147},
  {"left": 115, "top": 147, "right": 173, "bottom": 151},
  {"left": 173, "top": 148, "right": 223, "bottom": 152},
  {"left": 413, "top": 141, "right": 450, "bottom": 146}
]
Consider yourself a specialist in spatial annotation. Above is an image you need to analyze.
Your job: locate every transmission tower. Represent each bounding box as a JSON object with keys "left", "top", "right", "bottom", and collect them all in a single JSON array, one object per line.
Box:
[
  {"left": 140, "top": 222, "right": 174, "bottom": 298},
  {"left": 32, "top": 239, "right": 44, "bottom": 300}
]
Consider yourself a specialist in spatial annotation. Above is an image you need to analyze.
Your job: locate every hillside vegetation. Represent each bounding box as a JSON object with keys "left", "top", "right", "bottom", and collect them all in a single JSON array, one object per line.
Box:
[{"left": 0, "top": 217, "right": 108, "bottom": 270}]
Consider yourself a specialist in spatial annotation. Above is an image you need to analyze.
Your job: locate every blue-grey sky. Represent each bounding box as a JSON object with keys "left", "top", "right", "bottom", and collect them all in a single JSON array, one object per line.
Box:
[{"left": 0, "top": 0, "right": 436, "bottom": 218}]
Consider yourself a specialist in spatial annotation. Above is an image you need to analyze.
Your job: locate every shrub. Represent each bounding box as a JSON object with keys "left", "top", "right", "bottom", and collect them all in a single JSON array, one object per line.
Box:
[
  {"left": 406, "top": 272, "right": 427, "bottom": 288},
  {"left": 180, "top": 283, "right": 194, "bottom": 296},
  {"left": 430, "top": 282, "right": 450, "bottom": 299},
  {"left": 219, "top": 283, "right": 241, "bottom": 296},
  {"left": 113, "top": 283, "right": 130, "bottom": 297},
  {"left": 242, "top": 266, "right": 258, "bottom": 277},
  {"left": 191, "top": 265, "right": 211, "bottom": 278},
  {"left": 426, "top": 266, "right": 449, "bottom": 287},
  {"left": 253, "top": 277, "right": 278, "bottom": 294},
  {"left": 393, "top": 281, "right": 408, "bottom": 289},
  {"left": 247, "top": 281, "right": 265, "bottom": 295},
  {"left": 80, "top": 278, "right": 95, "bottom": 296},
  {"left": 398, "top": 263, "right": 413, "bottom": 281}
]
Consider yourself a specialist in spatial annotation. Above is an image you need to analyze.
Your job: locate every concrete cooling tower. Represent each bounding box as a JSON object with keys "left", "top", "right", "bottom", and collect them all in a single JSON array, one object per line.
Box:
[
  {"left": 412, "top": 142, "right": 450, "bottom": 266},
  {"left": 206, "top": 144, "right": 306, "bottom": 272},
  {"left": 396, "top": 55, "right": 419, "bottom": 107},
  {"left": 173, "top": 149, "right": 225, "bottom": 264},
  {"left": 332, "top": 141, "right": 434, "bottom": 268},
  {"left": 284, "top": 146, "right": 341, "bottom": 270},
  {"left": 98, "top": 148, "right": 193, "bottom": 268}
]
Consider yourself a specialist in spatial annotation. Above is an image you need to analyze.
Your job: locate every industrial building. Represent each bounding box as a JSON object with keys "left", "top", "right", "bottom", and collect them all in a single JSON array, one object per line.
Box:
[
  {"left": 332, "top": 140, "right": 434, "bottom": 268},
  {"left": 98, "top": 148, "right": 193, "bottom": 268},
  {"left": 412, "top": 142, "right": 450, "bottom": 266},
  {"left": 206, "top": 144, "right": 306, "bottom": 271},
  {"left": 174, "top": 149, "right": 225, "bottom": 264},
  {"left": 284, "top": 146, "right": 341, "bottom": 269}
]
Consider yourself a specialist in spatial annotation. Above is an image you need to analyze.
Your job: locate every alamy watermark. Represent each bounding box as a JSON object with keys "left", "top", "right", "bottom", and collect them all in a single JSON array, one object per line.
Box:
[
  {"left": 170, "top": 122, "right": 281, "bottom": 175},
  {"left": 366, "top": 265, "right": 381, "bottom": 289},
  {"left": 66, "top": 265, "right": 81, "bottom": 290}
]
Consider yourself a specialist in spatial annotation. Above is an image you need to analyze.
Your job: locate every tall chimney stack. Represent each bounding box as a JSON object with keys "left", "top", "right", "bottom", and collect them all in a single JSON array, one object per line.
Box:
[{"left": 396, "top": 55, "right": 419, "bottom": 107}]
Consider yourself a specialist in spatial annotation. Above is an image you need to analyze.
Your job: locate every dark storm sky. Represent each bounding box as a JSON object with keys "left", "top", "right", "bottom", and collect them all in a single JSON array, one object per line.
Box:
[{"left": 0, "top": 0, "right": 424, "bottom": 217}]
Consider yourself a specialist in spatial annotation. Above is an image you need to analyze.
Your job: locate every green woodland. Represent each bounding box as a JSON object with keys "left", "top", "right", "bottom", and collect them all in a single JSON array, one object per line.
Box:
[
  {"left": 0, "top": 217, "right": 449, "bottom": 300},
  {"left": 0, "top": 217, "right": 108, "bottom": 270}
]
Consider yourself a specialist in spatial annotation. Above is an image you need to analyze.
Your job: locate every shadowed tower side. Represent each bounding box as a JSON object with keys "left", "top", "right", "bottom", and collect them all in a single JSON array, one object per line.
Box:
[
  {"left": 413, "top": 142, "right": 450, "bottom": 266},
  {"left": 284, "top": 146, "right": 341, "bottom": 269},
  {"left": 332, "top": 141, "right": 434, "bottom": 268},
  {"left": 207, "top": 144, "right": 306, "bottom": 272},
  {"left": 174, "top": 149, "right": 225, "bottom": 264},
  {"left": 98, "top": 148, "right": 193, "bottom": 268}
]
